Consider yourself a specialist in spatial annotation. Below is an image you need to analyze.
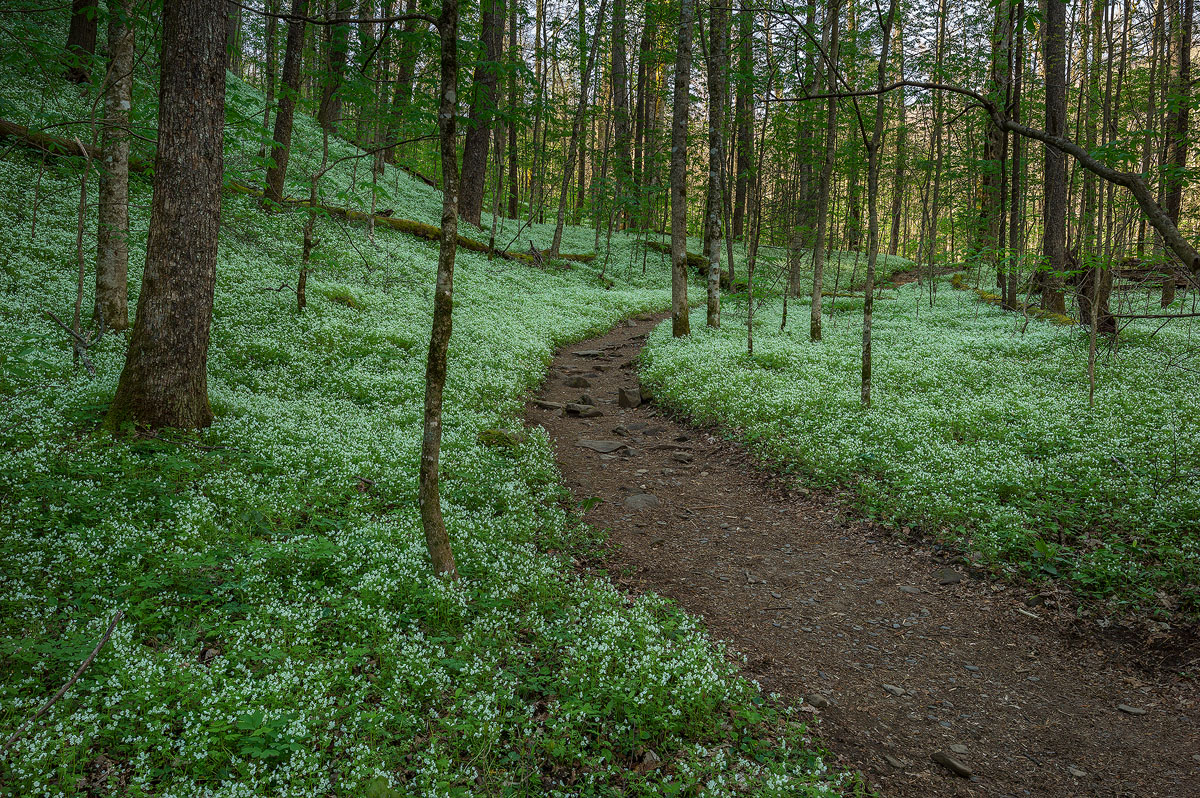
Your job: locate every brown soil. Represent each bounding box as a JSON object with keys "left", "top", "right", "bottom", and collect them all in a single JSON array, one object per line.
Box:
[{"left": 525, "top": 313, "right": 1200, "bottom": 798}]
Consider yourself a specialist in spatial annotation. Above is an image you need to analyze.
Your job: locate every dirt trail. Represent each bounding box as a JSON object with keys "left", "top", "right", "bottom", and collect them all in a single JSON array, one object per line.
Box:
[{"left": 525, "top": 313, "right": 1199, "bottom": 798}]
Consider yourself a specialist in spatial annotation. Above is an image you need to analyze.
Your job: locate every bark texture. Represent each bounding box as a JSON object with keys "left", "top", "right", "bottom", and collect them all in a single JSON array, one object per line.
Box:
[
  {"left": 419, "top": 0, "right": 461, "bottom": 580},
  {"left": 1041, "top": 0, "right": 1068, "bottom": 311},
  {"left": 460, "top": 0, "right": 505, "bottom": 226},
  {"left": 65, "top": 0, "right": 99, "bottom": 83},
  {"left": 106, "top": 0, "right": 226, "bottom": 431},
  {"left": 95, "top": 0, "right": 134, "bottom": 331},
  {"left": 671, "top": 0, "right": 694, "bottom": 338},
  {"left": 705, "top": 0, "right": 728, "bottom": 328},
  {"left": 264, "top": 0, "right": 308, "bottom": 207}
]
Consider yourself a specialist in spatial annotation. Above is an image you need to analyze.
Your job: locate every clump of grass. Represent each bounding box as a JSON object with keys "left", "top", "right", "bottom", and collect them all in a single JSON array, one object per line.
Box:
[{"left": 321, "top": 284, "right": 360, "bottom": 309}]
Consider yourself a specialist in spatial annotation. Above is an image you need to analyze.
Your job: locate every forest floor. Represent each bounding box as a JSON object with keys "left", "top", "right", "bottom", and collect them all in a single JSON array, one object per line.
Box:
[{"left": 527, "top": 313, "right": 1200, "bottom": 798}]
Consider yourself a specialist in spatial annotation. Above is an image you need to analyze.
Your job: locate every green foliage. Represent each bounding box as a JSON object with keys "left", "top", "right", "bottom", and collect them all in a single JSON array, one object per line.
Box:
[
  {"left": 641, "top": 286, "right": 1200, "bottom": 616},
  {"left": 0, "top": 52, "right": 844, "bottom": 797}
]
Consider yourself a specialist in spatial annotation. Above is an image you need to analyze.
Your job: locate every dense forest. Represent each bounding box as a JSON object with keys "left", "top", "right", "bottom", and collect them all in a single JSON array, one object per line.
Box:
[{"left": 0, "top": 0, "right": 1197, "bottom": 795}]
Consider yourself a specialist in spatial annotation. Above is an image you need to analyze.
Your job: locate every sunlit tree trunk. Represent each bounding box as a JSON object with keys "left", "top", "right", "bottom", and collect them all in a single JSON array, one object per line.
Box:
[
  {"left": 861, "top": 0, "right": 897, "bottom": 408},
  {"left": 1041, "top": 0, "right": 1068, "bottom": 312},
  {"left": 732, "top": 1, "right": 753, "bottom": 240}
]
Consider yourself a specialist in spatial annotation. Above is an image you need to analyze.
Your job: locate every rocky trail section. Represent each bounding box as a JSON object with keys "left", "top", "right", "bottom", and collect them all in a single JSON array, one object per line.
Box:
[{"left": 525, "top": 313, "right": 1199, "bottom": 797}]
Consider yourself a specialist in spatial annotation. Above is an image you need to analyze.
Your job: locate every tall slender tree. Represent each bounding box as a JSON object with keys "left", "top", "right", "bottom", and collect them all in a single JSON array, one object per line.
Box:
[
  {"left": 264, "top": 0, "right": 309, "bottom": 207},
  {"left": 671, "top": 0, "right": 694, "bottom": 338},
  {"left": 704, "top": 0, "right": 728, "bottom": 328},
  {"left": 810, "top": 0, "right": 840, "bottom": 342},
  {"left": 549, "top": 0, "right": 609, "bottom": 257},
  {"left": 420, "top": 0, "right": 463, "bottom": 580},
  {"left": 460, "top": 0, "right": 505, "bottom": 226},
  {"left": 1041, "top": 0, "right": 1068, "bottom": 311},
  {"left": 95, "top": 0, "right": 134, "bottom": 332},
  {"left": 316, "top": 0, "right": 352, "bottom": 134}
]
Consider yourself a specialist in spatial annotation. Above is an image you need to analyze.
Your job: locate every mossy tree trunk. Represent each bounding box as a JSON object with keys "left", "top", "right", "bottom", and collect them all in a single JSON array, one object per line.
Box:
[
  {"left": 419, "top": 0, "right": 462, "bottom": 580},
  {"left": 95, "top": 0, "right": 133, "bottom": 332},
  {"left": 106, "top": 0, "right": 226, "bottom": 431}
]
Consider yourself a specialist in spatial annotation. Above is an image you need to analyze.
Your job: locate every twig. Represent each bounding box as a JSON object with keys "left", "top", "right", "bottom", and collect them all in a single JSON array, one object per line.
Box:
[{"left": 2, "top": 611, "right": 124, "bottom": 753}]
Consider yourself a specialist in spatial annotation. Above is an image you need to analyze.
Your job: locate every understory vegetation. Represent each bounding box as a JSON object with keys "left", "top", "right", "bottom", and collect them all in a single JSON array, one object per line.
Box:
[
  {"left": 0, "top": 73, "right": 847, "bottom": 797},
  {"left": 641, "top": 282, "right": 1200, "bottom": 616}
]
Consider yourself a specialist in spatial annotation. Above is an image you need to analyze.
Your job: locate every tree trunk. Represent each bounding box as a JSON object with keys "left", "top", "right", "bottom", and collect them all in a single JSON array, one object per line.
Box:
[
  {"left": 264, "top": 0, "right": 308, "bottom": 207},
  {"left": 507, "top": 0, "right": 519, "bottom": 218},
  {"left": 106, "top": 0, "right": 226, "bottom": 431},
  {"left": 460, "top": 0, "right": 504, "bottom": 226},
  {"left": 225, "top": 0, "right": 242, "bottom": 75},
  {"left": 258, "top": 0, "right": 281, "bottom": 159},
  {"left": 671, "top": 0, "right": 694, "bottom": 338},
  {"left": 1041, "top": 0, "right": 1068, "bottom": 311},
  {"left": 65, "top": 0, "right": 99, "bottom": 84},
  {"left": 1163, "top": 0, "right": 1191, "bottom": 308},
  {"left": 1005, "top": 0, "right": 1024, "bottom": 310},
  {"left": 354, "top": 0, "right": 378, "bottom": 146},
  {"left": 705, "top": 0, "right": 728, "bottom": 328},
  {"left": 576, "top": 0, "right": 590, "bottom": 225},
  {"left": 612, "top": 0, "right": 632, "bottom": 221},
  {"left": 95, "top": 0, "right": 134, "bottom": 332},
  {"left": 549, "top": 0, "right": 608, "bottom": 258},
  {"left": 810, "top": 2, "right": 840, "bottom": 342},
  {"left": 385, "top": 0, "right": 420, "bottom": 164},
  {"left": 419, "top": 0, "right": 462, "bottom": 581},
  {"left": 862, "top": 0, "right": 897, "bottom": 408},
  {"left": 732, "top": 1, "right": 753, "bottom": 240},
  {"left": 317, "top": 0, "right": 352, "bottom": 134},
  {"left": 888, "top": 16, "right": 905, "bottom": 257},
  {"left": 632, "top": 20, "right": 652, "bottom": 202}
]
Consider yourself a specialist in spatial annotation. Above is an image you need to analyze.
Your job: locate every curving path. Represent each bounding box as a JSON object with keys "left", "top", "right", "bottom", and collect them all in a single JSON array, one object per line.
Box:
[{"left": 525, "top": 313, "right": 1199, "bottom": 798}]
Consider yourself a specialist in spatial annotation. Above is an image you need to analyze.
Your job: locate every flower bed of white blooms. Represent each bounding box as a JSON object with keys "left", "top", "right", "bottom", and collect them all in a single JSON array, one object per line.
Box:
[
  {"left": 640, "top": 290, "right": 1200, "bottom": 614},
  {"left": 0, "top": 62, "right": 847, "bottom": 797}
]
